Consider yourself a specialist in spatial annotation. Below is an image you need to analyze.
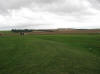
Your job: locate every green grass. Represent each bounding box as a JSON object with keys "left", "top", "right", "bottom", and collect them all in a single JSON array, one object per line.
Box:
[
  {"left": 0, "top": 31, "right": 12, "bottom": 34},
  {"left": 0, "top": 34, "right": 100, "bottom": 74}
]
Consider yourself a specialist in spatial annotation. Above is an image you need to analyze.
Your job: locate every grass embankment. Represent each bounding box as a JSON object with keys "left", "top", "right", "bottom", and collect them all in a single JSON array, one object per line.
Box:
[{"left": 0, "top": 34, "right": 100, "bottom": 74}]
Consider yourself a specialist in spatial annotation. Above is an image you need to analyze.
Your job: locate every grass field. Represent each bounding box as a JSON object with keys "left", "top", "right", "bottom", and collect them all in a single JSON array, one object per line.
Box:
[{"left": 0, "top": 33, "right": 100, "bottom": 74}]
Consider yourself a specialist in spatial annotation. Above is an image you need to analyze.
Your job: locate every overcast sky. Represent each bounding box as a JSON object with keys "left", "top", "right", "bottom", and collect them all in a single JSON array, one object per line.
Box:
[{"left": 0, "top": 0, "right": 100, "bottom": 30}]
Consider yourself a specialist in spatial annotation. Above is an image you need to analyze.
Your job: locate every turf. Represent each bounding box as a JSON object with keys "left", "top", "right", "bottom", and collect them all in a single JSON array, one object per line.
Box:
[{"left": 0, "top": 34, "right": 100, "bottom": 74}]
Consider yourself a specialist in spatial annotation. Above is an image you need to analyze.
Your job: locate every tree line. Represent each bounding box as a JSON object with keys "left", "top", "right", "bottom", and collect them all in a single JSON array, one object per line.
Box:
[{"left": 11, "top": 29, "right": 32, "bottom": 33}]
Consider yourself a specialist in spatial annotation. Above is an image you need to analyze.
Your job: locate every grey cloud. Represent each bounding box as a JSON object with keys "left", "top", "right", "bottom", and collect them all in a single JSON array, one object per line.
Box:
[
  {"left": 88, "top": 0, "right": 100, "bottom": 10},
  {"left": 30, "top": 0, "right": 94, "bottom": 16},
  {"left": 0, "top": 0, "right": 92, "bottom": 15},
  {"left": 33, "top": 0, "right": 57, "bottom": 4},
  {"left": 0, "top": 0, "right": 56, "bottom": 12},
  {"left": 33, "top": 0, "right": 85, "bottom": 13},
  {"left": 0, "top": 0, "right": 33, "bottom": 14},
  {"left": 0, "top": 0, "right": 98, "bottom": 21}
]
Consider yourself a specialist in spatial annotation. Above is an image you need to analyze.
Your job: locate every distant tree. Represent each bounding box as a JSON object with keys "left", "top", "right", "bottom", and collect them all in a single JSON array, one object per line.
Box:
[{"left": 11, "top": 29, "right": 32, "bottom": 33}]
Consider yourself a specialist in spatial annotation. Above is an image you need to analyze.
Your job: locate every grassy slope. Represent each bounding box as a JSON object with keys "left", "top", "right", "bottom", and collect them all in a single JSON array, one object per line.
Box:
[{"left": 0, "top": 34, "right": 100, "bottom": 74}]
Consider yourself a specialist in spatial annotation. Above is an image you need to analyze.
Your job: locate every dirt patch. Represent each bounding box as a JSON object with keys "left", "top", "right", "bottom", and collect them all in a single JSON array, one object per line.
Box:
[
  {"left": 0, "top": 33, "right": 3, "bottom": 36},
  {"left": 28, "top": 29, "right": 100, "bottom": 35}
]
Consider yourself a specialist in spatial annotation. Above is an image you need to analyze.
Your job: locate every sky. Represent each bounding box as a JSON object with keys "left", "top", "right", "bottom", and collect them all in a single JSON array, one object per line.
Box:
[{"left": 0, "top": 0, "right": 100, "bottom": 30}]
